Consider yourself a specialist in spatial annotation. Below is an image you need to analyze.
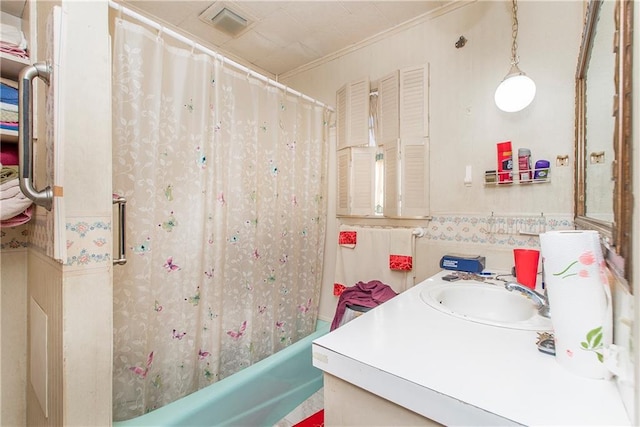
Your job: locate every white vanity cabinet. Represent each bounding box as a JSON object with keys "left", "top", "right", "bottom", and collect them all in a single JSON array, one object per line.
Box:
[
  {"left": 323, "top": 373, "right": 441, "bottom": 426},
  {"left": 313, "top": 271, "right": 631, "bottom": 426}
]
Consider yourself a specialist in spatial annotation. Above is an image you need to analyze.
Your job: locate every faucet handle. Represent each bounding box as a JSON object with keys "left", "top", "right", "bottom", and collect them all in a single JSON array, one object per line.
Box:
[{"left": 504, "top": 281, "right": 551, "bottom": 319}]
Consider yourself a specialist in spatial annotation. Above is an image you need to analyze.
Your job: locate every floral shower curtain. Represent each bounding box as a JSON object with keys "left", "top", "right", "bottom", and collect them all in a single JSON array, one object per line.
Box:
[{"left": 111, "top": 18, "right": 328, "bottom": 420}]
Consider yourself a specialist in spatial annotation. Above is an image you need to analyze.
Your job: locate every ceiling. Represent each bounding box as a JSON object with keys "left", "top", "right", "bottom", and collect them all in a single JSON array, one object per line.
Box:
[{"left": 121, "top": 1, "right": 450, "bottom": 77}]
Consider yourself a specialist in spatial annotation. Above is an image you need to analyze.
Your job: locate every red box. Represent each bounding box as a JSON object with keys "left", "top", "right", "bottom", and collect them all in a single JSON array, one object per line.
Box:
[{"left": 497, "top": 141, "right": 513, "bottom": 183}]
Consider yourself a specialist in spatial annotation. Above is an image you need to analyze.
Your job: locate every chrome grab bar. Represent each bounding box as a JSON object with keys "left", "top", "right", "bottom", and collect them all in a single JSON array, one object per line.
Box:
[
  {"left": 112, "top": 194, "right": 127, "bottom": 265},
  {"left": 18, "top": 62, "right": 53, "bottom": 211}
]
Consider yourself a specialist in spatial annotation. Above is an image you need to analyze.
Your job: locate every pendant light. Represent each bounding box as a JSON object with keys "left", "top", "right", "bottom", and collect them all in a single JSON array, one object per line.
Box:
[{"left": 494, "top": 0, "right": 536, "bottom": 112}]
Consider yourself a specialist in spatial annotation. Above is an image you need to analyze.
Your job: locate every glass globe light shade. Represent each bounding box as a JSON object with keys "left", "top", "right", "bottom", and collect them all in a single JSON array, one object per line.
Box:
[{"left": 494, "top": 66, "right": 536, "bottom": 113}]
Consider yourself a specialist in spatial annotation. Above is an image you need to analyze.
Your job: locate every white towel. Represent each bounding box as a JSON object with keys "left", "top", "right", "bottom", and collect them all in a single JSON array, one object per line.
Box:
[
  {"left": 0, "top": 22, "right": 28, "bottom": 49},
  {"left": 0, "top": 101, "right": 18, "bottom": 112},
  {"left": 389, "top": 228, "right": 414, "bottom": 271},
  {"left": 0, "top": 178, "right": 33, "bottom": 220},
  {"left": 335, "top": 225, "right": 414, "bottom": 294},
  {"left": 1, "top": 181, "right": 22, "bottom": 200}
]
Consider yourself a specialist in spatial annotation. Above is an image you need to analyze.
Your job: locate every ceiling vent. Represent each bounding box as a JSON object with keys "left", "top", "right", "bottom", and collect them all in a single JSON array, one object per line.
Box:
[{"left": 199, "top": 2, "right": 255, "bottom": 38}]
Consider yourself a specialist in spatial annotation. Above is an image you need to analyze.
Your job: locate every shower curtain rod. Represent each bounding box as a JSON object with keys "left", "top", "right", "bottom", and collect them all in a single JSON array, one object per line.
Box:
[{"left": 108, "top": 1, "right": 334, "bottom": 112}]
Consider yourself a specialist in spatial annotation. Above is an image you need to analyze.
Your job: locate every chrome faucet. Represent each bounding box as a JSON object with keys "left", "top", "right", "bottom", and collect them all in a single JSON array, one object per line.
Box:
[{"left": 504, "top": 282, "right": 551, "bottom": 318}]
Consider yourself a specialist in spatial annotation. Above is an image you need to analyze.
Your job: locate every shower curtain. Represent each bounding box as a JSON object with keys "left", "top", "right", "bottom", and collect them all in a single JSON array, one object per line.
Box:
[{"left": 111, "top": 18, "right": 328, "bottom": 420}]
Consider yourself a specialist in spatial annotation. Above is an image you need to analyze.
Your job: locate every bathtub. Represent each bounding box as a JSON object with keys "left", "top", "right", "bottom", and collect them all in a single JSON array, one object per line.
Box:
[{"left": 115, "top": 320, "right": 330, "bottom": 427}]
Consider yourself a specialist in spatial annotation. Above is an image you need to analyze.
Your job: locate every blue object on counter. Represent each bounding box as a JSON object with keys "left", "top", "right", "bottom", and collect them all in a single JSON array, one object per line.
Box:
[{"left": 440, "top": 254, "right": 486, "bottom": 273}]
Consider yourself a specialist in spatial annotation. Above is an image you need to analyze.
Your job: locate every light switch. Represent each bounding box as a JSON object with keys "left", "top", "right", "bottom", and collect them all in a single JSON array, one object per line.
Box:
[{"left": 464, "top": 165, "right": 472, "bottom": 186}]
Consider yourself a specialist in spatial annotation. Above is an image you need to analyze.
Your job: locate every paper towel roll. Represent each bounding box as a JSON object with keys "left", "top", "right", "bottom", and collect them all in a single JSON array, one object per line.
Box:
[{"left": 539, "top": 230, "right": 612, "bottom": 379}]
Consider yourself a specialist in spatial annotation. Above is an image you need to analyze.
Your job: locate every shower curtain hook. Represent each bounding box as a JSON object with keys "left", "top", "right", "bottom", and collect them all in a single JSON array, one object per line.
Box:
[{"left": 156, "top": 26, "right": 164, "bottom": 42}]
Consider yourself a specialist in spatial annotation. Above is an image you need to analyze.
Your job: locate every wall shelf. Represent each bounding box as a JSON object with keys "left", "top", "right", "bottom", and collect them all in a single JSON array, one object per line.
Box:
[
  {"left": 0, "top": 129, "right": 19, "bottom": 143},
  {"left": 1, "top": 52, "right": 29, "bottom": 80},
  {"left": 1, "top": 53, "right": 28, "bottom": 145},
  {"left": 484, "top": 169, "right": 550, "bottom": 186}
]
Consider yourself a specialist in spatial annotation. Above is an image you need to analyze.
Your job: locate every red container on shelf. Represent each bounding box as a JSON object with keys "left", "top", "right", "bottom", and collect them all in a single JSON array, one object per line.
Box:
[{"left": 497, "top": 141, "right": 513, "bottom": 183}]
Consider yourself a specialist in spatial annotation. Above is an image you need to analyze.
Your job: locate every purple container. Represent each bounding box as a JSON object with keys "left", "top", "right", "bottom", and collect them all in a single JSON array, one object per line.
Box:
[{"left": 534, "top": 160, "right": 550, "bottom": 180}]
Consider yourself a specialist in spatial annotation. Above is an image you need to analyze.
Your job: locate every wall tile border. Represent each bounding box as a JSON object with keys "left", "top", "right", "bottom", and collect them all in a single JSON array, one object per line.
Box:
[
  {"left": 425, "top": 214, "right": 574, "bottom": 248},
  {"left": 0, "top": 224, "right": 29, "bottom": 250},
  {"left": 65, "top": 216, "right": 111, "bottom": 269}
]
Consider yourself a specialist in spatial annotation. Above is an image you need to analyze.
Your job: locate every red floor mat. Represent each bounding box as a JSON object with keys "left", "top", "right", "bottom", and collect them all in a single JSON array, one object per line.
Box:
[{"left": 293, "top": 409, "right": 324, "bottom": 427}]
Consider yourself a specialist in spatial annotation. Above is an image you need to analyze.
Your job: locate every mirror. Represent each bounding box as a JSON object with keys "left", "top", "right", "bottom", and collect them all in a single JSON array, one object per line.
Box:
[
  {"left": 575, "top": 0, "right": 633, "bottom": 282},
  {"left": 584, "top": 0, "right": 615, "bottom": 224}
]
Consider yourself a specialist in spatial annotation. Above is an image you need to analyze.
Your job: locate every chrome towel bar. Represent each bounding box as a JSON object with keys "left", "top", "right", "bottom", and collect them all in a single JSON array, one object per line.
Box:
[
  {"left": 18, "top": 62, "right": 53, "bottom": 211},
  {"left": 113, "top": 194, "right": 127, "bottom": 265}
]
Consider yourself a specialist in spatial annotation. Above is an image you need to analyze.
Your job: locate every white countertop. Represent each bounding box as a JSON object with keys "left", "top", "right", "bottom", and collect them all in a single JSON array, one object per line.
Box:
[{"left": 312, "top": 271, "right": 631, "bottom": 426}]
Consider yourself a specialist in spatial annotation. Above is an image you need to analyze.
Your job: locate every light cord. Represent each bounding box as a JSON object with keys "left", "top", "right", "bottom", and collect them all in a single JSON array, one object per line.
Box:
[{"left": 510, "top": 0, "right": 520, "bottom": 66}]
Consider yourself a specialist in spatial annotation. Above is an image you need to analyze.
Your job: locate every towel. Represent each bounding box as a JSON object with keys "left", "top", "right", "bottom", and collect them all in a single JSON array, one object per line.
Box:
[
  {"left": 0, "top": 23, "right": 28, "bottom": 50},
  {"left": 334, "top": 225, "right": 415, "bottom": 294},
  {"left": 0, "top": 102, "right": 18, "bottom": 112},
  {"left": 1, "top": 204, "right": 32, "bottom": 227},
  {"left": 0, "top": 178, "right": 33, "bottom": 220},
  {"left": 338, "top": 230, "right": 357, "bottom": 248},
  {"left": 0, "top": 109, "right": 19, "bottom": 122},
  {"left": 330, "top": 280, "right": 398, "bottom": 330},
  {"left": 1, "top": 181, "right": 22, "bottom": 199},
  {"left": 1, "top": 166, "right": 19, "bottom": 183},
  {"left": 0, "top": 41, "right": 29, "bottom": 60},
  {"left": 389, "top": 228, "right": 414, "bottom": 271},
  {"left": 0, "top": 146, "right": 19, "bottom": 166},
  {"left": 0, "top": 121, "right": 18, "bottom": 131},
  {"left": 0, "top": 78, "right": 18, "bottom": 90},
  {"left": 0, "top": 83, "right": 18, "bottom": 103}
]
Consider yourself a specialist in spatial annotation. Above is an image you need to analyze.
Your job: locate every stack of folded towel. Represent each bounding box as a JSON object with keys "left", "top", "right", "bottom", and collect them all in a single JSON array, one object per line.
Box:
[
  {"left": 1, "top": 165, "right": 33, "bottom": 227},
  {"left": 0, "top": 79, "right": 19, "bottom": 133},
  {"left": 0, "top": 19, "right": 29, "bottom": 60}
]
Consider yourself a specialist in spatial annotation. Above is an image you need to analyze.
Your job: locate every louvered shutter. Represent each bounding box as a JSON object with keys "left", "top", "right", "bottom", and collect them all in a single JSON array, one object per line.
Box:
[
  {"left": 400, "top": 137, "right": 429, "bottom": 217},
  {"left": 350, "top": 147, "right": 376, "bottom": 215},
  {"left": 377, "top": 71, "right": 399, "bottom": 143},
  {"left": 336, "top": 78, "right": 370, "bottom": 149},
  {"left": 400, "top": 65, "right": 429, "bottom": 138},
  {"left": 348, "top": 79, "right": 370, "bottom": 147},
  {"left": 383, "top": 139, "right": 400, "bottom": 217},
  {"left": 337, "top": 147, "right": 376, "bottom": 216},
  {"left": 336, "top": 148, "right": 350, "bottom": 215},
  {"left": 336, "top": 85, "right": 348, "bottom": 150}
]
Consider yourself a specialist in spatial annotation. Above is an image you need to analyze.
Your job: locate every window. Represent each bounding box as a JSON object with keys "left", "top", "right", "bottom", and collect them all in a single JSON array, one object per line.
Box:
[{"left": 336, "top": 64, "right": 430, "bottom": 218}]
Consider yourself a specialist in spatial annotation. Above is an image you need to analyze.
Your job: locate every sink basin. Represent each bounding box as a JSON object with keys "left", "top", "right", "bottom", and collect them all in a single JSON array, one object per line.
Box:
[{"left": 420, "top": 281, "right": 553, "bottom": 331}]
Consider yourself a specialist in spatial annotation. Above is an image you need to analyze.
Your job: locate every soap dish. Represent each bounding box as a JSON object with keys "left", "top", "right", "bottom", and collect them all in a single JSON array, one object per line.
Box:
[{"left": 536, "top": 332, "right": 555, "bottom": 356}]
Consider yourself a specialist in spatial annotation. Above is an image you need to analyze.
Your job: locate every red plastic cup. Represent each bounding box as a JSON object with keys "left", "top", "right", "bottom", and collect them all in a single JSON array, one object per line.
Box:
[{"left": 513, "top": 249, "right": 540, "bottom": 289}]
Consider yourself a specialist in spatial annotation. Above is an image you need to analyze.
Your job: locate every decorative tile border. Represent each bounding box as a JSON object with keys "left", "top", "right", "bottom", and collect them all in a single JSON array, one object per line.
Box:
[
  {"left": 425, "top": 214, "right": 574, "bottom": 248},
  {"left": 65, "top": 217, "right": 112, "bottom": 268},
  {"left": 0, "top": 224, "right": 29, "bottom": 250},
  {"left": 3, "top": 213, "right": 574, "bottom": 258}
]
